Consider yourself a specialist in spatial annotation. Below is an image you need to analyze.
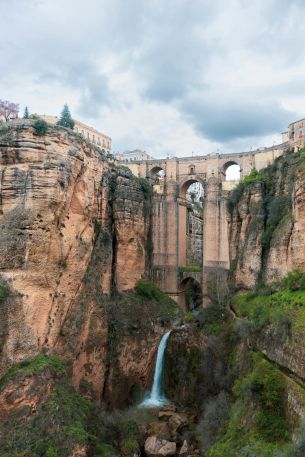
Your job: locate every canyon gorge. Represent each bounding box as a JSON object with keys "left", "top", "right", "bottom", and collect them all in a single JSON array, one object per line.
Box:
[{"left": 1, "top": 121, "right": 305, "bottom": 457}]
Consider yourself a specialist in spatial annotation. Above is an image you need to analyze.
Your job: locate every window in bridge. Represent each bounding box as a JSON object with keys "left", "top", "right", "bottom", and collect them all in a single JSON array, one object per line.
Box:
[
  {"left": 149, "top": 167, "right": 165, "bottom": 184},
  {"left": 186, "top": 182, "right": 204, "bottom": 207},
  {"left": 225, "top": 163, "right": 241, "bottom": 181}
]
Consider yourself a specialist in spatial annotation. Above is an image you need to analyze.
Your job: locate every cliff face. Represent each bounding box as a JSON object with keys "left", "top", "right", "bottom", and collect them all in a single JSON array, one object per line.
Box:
[
  {"left": 0, "top": 123, "right": 155, "bottom": 402},
  {"left": 228, "top": 153, "right": 305, "bottom": 290},
  {"left": 227, "top": 152, "right": 305, "bottom": 448}
]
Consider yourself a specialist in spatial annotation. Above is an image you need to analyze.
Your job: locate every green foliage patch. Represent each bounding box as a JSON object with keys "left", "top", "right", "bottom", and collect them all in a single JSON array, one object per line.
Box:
[
  {"left": 0, "top": 356, "right": 119, "bottom": 457},
  {"left": 227, "top": 169, "right": 262, "bottom": 214},
  {"left": 0, "top": 354, "right": 65, "bottom": 390},
  {"left": 233, "top": 271, "right": 305, "bottom": 335},
  {"left": 0, "top": 384, "right": 93, "bottom": 456},
  {"left": 33, "top": 119, "right": 48, "bottom": 136},
  {"left": 206, "top": 354, "right": 289, "bottom": 457},
  {"left": 178, "top": 264, "right": 202, "bottom": 272},
  {"left": 136, "top": 177, "right": 152, "bottom": 200},
  {"left": 135, "top": 280, "right": 179, "bottom": 318},
  {"left": 197, "top": 303, "right": 229, "bottom": 335}
]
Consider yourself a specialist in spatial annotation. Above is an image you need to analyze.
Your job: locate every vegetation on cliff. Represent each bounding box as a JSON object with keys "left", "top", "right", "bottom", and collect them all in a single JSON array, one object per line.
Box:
[
  {"left": 105, "top": 280, "right": 180, "bottom": 368},
  {"left": 0, "top": 354, "right": 147, "bottom": 457},
  {"left": 233, "top": 269, "right": 305, "bottom": 336},
  {"left": 176, "top": 265, "right": 305, "bottom": 457},
  {"left": 228, "top": 149, "right": 305, "bottom": 284},
  {"left": 205, "top": 353, "right": 289, "bottom": 457},
  {"left": 0, "top": 355, "right": 94, "bottom": 457},
  {"left": 184, "top": 303, "right": 305, "bottom": 457},
  {"left": 0, "top": 354, "right": 65, "bottom": 390}
]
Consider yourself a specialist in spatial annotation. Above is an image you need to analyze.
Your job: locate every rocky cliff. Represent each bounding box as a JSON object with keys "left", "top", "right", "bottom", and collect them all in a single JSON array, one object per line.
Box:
[
  {"left": 2, "top": 124, "right": 305, "bottom": 457},
  {"left": 228, "top": 151, "right": 305, "bottom": 290},
  {"left": 0, "top": 122, "right": 174, "bottom": 406}
]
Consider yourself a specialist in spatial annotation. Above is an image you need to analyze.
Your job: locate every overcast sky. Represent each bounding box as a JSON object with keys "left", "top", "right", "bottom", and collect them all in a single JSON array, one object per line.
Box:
[{"left": 1, "top": 0, "right": 305, "bottom": 158}]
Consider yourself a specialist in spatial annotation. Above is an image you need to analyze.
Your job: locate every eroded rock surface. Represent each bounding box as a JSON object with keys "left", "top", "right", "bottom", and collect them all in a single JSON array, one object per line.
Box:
[
  {"left": 0, "top": 123, "right": 152, "bottom": 401},
  {"left": 229, "top": 154, "right": 305, "bottom": 289}
]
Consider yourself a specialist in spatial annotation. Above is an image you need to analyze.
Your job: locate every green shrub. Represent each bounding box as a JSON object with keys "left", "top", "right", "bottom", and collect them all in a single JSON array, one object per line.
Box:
[
  {"left": 134, "top": 280, "right": 179, "bottom": 321},
  {"left": 279, "top": 269, "right": 305, "bottom": 291},
  {"left": 206, "top": 355, "right": 290, "bottom": 457},
  {"left": 136, "top": 177, "right": 152, "bottom": 200},
  {"left": 233, "top": 354, "right": 288, "bottom": 442},
  {"left": 178, "top": 264, "right": 202, "bottom": 272},
  {"left": 197, "top": 304, "right": 229, "bottom": 335},
  {"left": 135, "top": 280, "right": 170, "bottom": 302},
  {"left": 233, "top": 272, "right": 305, "bottom": 334},
  {"left": 0, "top": 354, "right": 65, "bottom": 390},
  {"left": 243, "top": 168, "right": 262, "bottom": 185},
  {"left": 184, "top": 311, "right": 194, "bottom": 323},
  {"left": 121, "top": 438, "right": 139, "bottom": 454},
  {"left": 227, "top": 169, "right": 262, "bottom": 214},
  {"left": 33, "top": 119, "right": 48, "bottom": 136},
  {"left": 46, "top": 447, "right": 59, "bottom": 457}
]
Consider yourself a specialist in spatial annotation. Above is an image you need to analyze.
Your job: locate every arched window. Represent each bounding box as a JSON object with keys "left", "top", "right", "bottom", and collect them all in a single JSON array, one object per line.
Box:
[
  {"left": 180, "top": 179, "right": 204, "bottom": 202},
  {"left": 224, "top": 162, "right": 241, "bottom": 181}
]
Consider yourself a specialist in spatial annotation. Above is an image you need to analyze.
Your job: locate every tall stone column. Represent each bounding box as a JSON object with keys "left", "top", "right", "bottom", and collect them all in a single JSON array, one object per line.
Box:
[{"left": 202, "top": 176, "right": 230, "bottom": 303}]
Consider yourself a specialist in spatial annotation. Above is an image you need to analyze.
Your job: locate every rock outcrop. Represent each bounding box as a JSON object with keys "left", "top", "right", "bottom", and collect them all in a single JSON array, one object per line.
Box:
[
  {"left": 145, "top": 436, "right": 177, "bottom": 456},
  {"left": 228, "top": 152, "right": 305, "bottom": 289},
  {"left": 0, "top": 122, "right": 156, "bottom": 402}
]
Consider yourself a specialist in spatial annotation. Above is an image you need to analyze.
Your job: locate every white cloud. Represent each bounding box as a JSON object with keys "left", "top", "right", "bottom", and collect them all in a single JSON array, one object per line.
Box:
[{"left": 0, "top": 0, "right": 304, "bottom": 157}]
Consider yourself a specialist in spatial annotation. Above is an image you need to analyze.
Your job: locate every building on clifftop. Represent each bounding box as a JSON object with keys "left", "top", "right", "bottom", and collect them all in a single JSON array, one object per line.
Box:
[{"left": 39, "top": 115, "right": 112, "bottom": 153}]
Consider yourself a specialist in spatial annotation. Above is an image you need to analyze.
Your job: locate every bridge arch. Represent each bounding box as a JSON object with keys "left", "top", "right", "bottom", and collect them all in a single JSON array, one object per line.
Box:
[
  {"left": 148, "top": 165, "right": 165, "bottom": 179},
  {"left": 180, "top": 177, "right": 205, "bottom": 199},
  {"left": 178, "top": 276, "right": 202, "bottom": 310},
  {"left": 223, "top": 161, "right": 241, "bottom": 181}
]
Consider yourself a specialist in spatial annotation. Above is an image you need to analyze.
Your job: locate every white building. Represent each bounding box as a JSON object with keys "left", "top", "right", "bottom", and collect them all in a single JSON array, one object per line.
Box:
[{"left": 115, "top": 150, "right": 153, "bottom": 162}]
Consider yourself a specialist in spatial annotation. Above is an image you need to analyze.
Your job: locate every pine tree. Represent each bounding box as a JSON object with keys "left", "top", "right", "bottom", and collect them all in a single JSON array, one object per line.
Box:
[
  {"left": 57, "top": 104, "right": 75, "bottom": 129},
  {"left": 23, "top": 106, "right": 29, "bottom": 119}
]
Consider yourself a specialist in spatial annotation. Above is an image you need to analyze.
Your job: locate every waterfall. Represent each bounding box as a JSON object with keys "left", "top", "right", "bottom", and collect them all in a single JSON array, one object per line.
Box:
[{"left": 140, "top": 331, "right": 171, "bottom": 408}]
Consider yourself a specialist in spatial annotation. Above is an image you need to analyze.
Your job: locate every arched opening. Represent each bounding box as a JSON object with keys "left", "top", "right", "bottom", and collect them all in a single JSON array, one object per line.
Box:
[
  {"left": 224, "top": 162, "right": 241, "bottom": 181},
  {"left": 180, "top": 179, "right": 204, "bottom": 201},
  {"left": 148, "top": 166, "right": 165, "bottom": 183},
  {"left": 179, "top": 179, "right": 204, "bottom": 267},
  {"left": 179, "top": 277, "right": 202, "bottom": 310},
  {"left": 148, "top": 166, "right": 165, "bottom": 195}
]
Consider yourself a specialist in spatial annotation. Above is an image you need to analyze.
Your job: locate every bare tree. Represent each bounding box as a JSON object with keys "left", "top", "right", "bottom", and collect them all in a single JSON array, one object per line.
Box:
[{"left": 0, "top": 100, "right": 19, "bottom": 122}]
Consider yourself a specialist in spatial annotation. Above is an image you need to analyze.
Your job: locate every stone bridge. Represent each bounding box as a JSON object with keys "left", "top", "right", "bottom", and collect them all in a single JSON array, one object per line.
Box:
[{"left": 125, "top": 144, "right": 286, "bottom": 308}]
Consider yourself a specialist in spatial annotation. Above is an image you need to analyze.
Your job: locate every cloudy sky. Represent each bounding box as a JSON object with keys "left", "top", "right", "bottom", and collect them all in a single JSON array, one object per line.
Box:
[{"left": 1, "top": 0, "right": 305, "bottom": 158}]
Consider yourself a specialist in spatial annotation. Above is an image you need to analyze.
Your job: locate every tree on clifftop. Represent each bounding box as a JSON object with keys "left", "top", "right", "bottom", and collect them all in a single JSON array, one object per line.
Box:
[
  {"left": 23, "top": 106, "right": 29, "bottom": 119},
  {"left": 57, "top": 104, "right": 74, "bottom": 129},
  {"left": 0, "top": 100, "right": 19, "bottom": 122}
]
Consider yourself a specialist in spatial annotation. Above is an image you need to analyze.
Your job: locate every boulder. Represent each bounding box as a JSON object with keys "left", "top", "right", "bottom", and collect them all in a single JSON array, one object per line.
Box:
[
  {"left": 159, "top": 441, "right": 177, "bottom": 456},
  {"left": 179, "top": 440, "right": 189, "bottom": 455},
  {"left": 145, "top": 436, "right": 176, "bottom": 456}
]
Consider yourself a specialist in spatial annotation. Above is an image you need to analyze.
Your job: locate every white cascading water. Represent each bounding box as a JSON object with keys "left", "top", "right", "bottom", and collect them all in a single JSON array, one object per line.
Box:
[{"left": 140, "top": 331, "right": 171, "bottom": 408}]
